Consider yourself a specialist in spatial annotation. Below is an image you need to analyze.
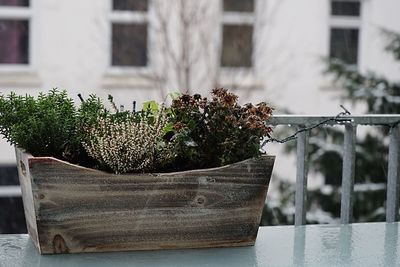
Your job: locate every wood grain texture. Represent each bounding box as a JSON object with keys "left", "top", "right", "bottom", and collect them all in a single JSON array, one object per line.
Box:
[
  {"left": 15, "top": 148, "right": 275, "bottom": 254},
  {"left": 15, "top": 148, "right": 41, "bottom": 253}
]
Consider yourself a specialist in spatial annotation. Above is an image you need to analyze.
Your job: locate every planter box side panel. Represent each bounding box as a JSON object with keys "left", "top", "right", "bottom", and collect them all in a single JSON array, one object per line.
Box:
[
  {"left": 25, "top": 153, "right": 274, "bottom": 254},
  {"left": 15, "top": 148, "right": 41, "bottom": 253}
]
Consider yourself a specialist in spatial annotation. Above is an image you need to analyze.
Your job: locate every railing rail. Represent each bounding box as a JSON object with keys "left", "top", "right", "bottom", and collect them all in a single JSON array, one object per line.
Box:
[
  {"left": 269, "top": 114, "right": 400, "bottom": 225},
  {"left": 269, "top": 114, "right": 400, "bottom": 126},
  {"left": 0, "top": 185, "right": 21, "bottom": 197}
]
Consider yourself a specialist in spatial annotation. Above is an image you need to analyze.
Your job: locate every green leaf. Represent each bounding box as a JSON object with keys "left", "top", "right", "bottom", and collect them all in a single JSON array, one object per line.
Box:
[
  {"left": 167, "top": 92, "right": 181, "bottom": 101},
  {"left": 142, "top": 100, "right": 159, "bottom": 113},
  {"left": 163, "top": 122, "right": 174, "bottom": 135}
]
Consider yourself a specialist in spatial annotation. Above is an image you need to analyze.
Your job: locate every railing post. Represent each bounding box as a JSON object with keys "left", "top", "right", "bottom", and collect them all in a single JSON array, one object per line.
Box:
[
  {"left": 386, "top": 125, "right": 400, "bottom": 222},
  {"left": 295, "top": 126, "right": 309, "bottom": 226},
  {"left": 340, "top": 124, "right": 357, "bottom": 224}
]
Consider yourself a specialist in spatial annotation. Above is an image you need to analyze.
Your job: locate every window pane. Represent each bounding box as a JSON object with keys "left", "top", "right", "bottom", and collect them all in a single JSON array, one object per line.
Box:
[
  {"left": 0, "top": 165, "right": 18, "bottom": 185},
  {"left": 113, "top": 0, "right": 148, "bottom": 11},
  {"left": 330, "top": 28, "right": 359, "bottom": 65},
  {"left": 331, "top": 1, "right": 360, "bottom": 16},
  {"left": 221, "top": 25, "right": 253, "bottom": 67},
  {"left": 0, "top": 0, "right": 29, "bottom": 7},
  {"left": 223, "top": 0, "right": 254, "bottom": 12},
  {"left": 0, "top": 197, "right": 27, "bottom": 234},
  {"left": 0, "top": 20, "right": 29, "bottom": 64},
  {"left": 112, "top": 23, "right": 147, "bottom": 67}
]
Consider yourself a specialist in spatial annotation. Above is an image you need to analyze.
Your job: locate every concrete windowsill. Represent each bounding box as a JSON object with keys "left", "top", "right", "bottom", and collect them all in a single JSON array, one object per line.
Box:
[
  {"left": 0, "top": 70, "right": 41, "bottom": 88},
  {"left": 102, "top": 70, "right": 157, "bottom": 89}
]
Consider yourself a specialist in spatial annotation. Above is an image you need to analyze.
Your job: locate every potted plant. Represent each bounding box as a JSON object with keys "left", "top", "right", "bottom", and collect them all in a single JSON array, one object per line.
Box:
[{"left": 0, "top": 88, "right": 275, "bottom": 254}]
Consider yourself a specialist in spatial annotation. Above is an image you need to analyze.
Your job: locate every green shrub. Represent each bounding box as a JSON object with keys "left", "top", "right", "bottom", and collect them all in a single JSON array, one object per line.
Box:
[
  {"left": 163, "top": 88, "right": 274, "bottom": 171},
  {"left": 0, "top": 88, "right": 273, "bottom": 174},
  {"left": 81, "top": 97, "right": 170, "bottom": 174},
  {"left": 0, "top": 89, "right": 80, "bottom": 161}
]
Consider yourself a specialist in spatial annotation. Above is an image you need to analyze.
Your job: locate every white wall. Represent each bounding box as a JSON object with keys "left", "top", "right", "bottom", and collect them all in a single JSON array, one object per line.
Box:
[{"left": 256, "top": 0, "right": 400, "bottom": 115}]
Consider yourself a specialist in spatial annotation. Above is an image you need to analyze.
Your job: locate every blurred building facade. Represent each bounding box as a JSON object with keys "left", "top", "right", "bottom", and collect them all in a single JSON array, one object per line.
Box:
[
  {"left": 1, "top": 0, "right": 400, "bottom": 162},
  {"left": 0, "top": 0, "right": 399, "bottom": 232}
]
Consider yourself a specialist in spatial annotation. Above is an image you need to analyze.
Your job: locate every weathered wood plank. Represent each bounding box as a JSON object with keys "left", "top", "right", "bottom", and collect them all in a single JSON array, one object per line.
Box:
[
  {"left": 15, "top": 148, "right": 41, "bottom": 254},
  {"left": 16, "top": 148, "right": 274, "bottom": 254}
]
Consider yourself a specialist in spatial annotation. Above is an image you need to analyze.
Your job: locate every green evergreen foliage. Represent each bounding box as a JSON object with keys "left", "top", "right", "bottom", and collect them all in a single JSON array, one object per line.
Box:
[
  {"left": 261, "top": 30, "right": 400, "bottom": 226},
  {"left": 384, "top": 29, "right": 400, "bottom": 60},
  {"left": 327, "top": 59, "right": 400, "bottom": 114},
  {"left": 77, "top": 94, "right": 107, "bottom": 132},
  {"left": 289, "top": 30, "right": 399, "bottom": 223},
  {"left": 0, "top": 89, "right": 80, "bottom": 161}
]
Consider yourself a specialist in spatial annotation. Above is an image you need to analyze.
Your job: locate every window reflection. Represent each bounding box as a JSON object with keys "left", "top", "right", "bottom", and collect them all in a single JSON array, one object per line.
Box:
[
  {"left": 113, "top": 0, "right": 148, "bottom": 11},
  {"left": 223, "top": 0, "right": 254, "bottom": 12},
  {"left": 0, "top": 20, "right": 29, "bottom": 64},
  {"left": 331, "top": 1, "right": 360, "bottom": 17},
  {"left": 221, "top": 25, "right": 253, "bottom": 67},
  {"left": 330, "top": 28, "right": 359, "bottom": 65},
  {"left": 112, "top": 23, "right": 147, "bottom": 67}
]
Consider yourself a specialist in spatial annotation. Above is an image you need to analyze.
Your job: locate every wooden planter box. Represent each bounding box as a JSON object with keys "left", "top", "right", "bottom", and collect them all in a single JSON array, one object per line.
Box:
[{"left": 15, "top": 147, "right": 275, "bottom": 254}]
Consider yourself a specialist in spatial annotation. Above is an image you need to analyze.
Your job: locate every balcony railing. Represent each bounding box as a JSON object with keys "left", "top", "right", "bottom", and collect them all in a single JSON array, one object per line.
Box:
[
  {"left": 0, "top": 185, "right": 20, "bottom": 197},
  {"left": 0, "top": 115, "right": 399, "bottom": 226},
  {"left": 269, "top": 115, "right": 400, "bottom": 225}
]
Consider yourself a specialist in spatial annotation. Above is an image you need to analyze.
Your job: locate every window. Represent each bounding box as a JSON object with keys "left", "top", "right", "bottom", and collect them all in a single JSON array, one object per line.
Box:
[
  {"left": 329, "top": 0, "right": 361, "bottom": 65},
  {"left": 112, "top": 24, "right": 147, "bottom": 66},
  {"left": 330, "top": 28, "right": 359, "bottom": 65},
  {"left": 110, "top": 0, "right": 148, "bottom": 67},
  {"left": 223, "top": 0, "right": 254, "bottom": 13},
  {"left": 221, "top": 0, "right": 254, "bottom": 68},
  {"left": 331, "top": 1, "right": 360, "bottom": 16},
  {"left": 0, "top": 165, "right": 18, "bottom": 186},
  {"left": 0, "top": 164, "right": 27, "bottom": 234},
  {"left": 113, "top": 0, "right": 147, "bottom": 11},
  {"left": 0, "top": 0, "right": 30, "bottom": 65},
  {"left": 0, "top": 0, "right": 28, "bottom": 7},
  {"left": 221, "top": 25, "right": 253, "bottom": 67}
]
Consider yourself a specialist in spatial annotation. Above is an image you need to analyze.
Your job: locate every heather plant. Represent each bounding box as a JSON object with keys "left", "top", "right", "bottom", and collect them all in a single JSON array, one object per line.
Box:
[
  {"left": 163, "top": 88, "right": 274, "bottom": 171},
  {"left": 81, "top": 97, "right": 169, "bottom": 174}
]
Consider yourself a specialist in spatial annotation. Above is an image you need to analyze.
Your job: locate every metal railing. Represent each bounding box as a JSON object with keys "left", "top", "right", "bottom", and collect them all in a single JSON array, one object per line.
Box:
[
  {"left": 0, "top": 185, "right": 21, "bottom": 197},
  {"left": 269, "top": 115, "right": 400, "bottom": 225},
  {"left": 0, "top": 114, "right": 399, "bottom": 225}
]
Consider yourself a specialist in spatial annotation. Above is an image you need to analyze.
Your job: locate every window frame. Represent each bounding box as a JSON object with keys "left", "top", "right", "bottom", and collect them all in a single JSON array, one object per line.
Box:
[
  {"left": 328, "top": 0, "right": 362, "bottom": 65},
  {"left": 107, "top": 0, "right": 151, "bottom": 76},
  {"left": 0, "top": 0, "right": 35, "bottom": 72}
]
